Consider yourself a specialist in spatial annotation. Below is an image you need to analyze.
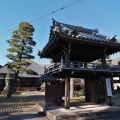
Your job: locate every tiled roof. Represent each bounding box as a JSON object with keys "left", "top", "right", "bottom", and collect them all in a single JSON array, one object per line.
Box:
[
  {"left": 0, "top": 59, "right": 45, "bottom": 78},
  {"left": 49, "top": 19, "right": 120, "bottom": 44},
  {"left": 18, "top": 59, "right": 45, "bottom": 78},
  {"left": 37, "top": 62, "right": 51, "bottom": 68},
  {"left": 0, "top": 65, "right": 14, "bottom": 74},
  {"left": 111, "top": 56, "right": 120, "bottom": 65},
  {"left": 39, "top": 74, "right": 60, "bottom": 81}
]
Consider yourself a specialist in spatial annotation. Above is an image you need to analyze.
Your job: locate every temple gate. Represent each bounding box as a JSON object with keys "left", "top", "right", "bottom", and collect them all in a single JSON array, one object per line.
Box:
[{"left": 39, "top": 19, "right": 120, "bottom": 109}]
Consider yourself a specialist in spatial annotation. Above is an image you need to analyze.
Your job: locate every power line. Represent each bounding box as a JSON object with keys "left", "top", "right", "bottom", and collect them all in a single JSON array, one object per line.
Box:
[
  {"left": 1, "top": 0, "right": 82, "bottom": 35},
  {"left": 30, "top": 0, "right": 81, "bottom": 23},
  {"left": 1, "top": 29, "right": 15, "bottom": 34}
]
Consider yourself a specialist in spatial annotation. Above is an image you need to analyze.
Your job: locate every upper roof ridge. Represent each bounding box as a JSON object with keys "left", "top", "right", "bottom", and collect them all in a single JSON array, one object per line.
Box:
[{"left": 52, "top": 19, "right": 98, "bottom": 34}]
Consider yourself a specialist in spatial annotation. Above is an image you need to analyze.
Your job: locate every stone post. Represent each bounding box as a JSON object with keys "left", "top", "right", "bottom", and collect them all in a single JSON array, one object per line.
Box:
[
  {"left": 70, "top": 78, "right": 74, "bottom": 98},
  {"left": 1, "top": 77, "right": 11, "bottom": 95}
]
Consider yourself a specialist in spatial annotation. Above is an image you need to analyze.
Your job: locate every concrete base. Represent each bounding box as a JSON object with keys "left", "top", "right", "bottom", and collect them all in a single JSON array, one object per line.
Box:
[
  {"left": 35, "top": 102, "right": 45, "bottom": 113},
  {"left": 1, "top": 89, "right": 9, "bottom": 95},
  {"left": 46, "top": 105, "right": 120, "bottom": 120},
  {"left": 36, "top": 102, "right": 120, "bottom": 120}
]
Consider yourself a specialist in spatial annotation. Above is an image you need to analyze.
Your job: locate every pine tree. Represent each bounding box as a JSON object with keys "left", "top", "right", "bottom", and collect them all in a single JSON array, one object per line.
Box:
[{"left": 6, "top": 22, "right": 36, "bottom": 98}]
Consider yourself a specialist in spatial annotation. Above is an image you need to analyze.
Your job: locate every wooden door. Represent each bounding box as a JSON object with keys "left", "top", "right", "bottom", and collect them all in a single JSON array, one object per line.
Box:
[
  {"left": 45, "top": 84, "right": 57, "bottom": 107},
  {"left": 97, "top": 78, "right": 106, "bottom": 103}
]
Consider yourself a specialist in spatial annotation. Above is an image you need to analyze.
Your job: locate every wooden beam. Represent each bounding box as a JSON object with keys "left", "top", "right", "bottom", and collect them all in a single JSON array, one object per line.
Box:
[{"left": 113, "top": 80, "right": 120, "bottom": 83}]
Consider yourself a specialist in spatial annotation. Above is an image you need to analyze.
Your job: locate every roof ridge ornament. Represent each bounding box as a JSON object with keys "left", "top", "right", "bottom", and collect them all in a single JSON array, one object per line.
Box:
[
  {"left": 52, "top": 18, "right": 58, "bottom": 27},
  {"left": 76, "top": 25, "right": 83, "bottom": 28},
  {"left": 54, "top": 26, "right": 60, "bottom": 32},
  {"left": 94, "top": 29, "right": 98, "bottom": 33},
  {"left": 110, "top": 35, "right": 117, "bottom": 43},
  {"left": 70, "top": 27, "right": 78, "bottom": 36}
]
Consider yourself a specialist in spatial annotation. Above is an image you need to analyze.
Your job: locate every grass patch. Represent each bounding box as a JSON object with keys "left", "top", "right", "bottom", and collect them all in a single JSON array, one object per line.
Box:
[
  {"left": 70, "top": 96, "right": 85, "bottom": 103},
  {"left": 0, "top": 92, "right": 40, "bottom": 107}
]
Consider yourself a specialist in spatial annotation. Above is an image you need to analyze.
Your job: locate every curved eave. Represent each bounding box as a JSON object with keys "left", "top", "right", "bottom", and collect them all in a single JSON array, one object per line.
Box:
[
  {"left": 40, "top": 33, "right": 58, "bottom": 58},
  {"left": 40, "top": 33, "right": 120, "bottom": 58},
  {"left": 58, "top": 34, "right": 120, "bottom": 48}
]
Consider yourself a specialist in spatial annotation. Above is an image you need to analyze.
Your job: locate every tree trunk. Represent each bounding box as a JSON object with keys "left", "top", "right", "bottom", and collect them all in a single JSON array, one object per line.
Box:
[{"left": 7, "top": 71, "right": 19, "bottom": 98}]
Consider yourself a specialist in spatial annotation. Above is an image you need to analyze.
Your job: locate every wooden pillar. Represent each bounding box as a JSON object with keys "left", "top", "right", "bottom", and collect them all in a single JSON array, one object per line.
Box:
[
  {"left": 65, "top": 50, "right": 70, "bottom": 67},
  {"left": 85, "top": 77, "right": 90, "bottom": 102},
  {"left": 101, "top": 54, "right": 106, "bottom": 68},
  {"left": 111, "top": 77, "right": 114, "bottom": 92},
  {"left": 64, "top": 74, "right": 70, "bottom": 109},
  {"left": 57, "top": 82, "right": 62, "bottom": 106},
  {"left": 45, "top": 82, "right": 47, "bottom": 111},
  {"left": 61, "top": 55, "right": 64, "bottom": 68},
  {"left": 101, "top": 56, "right": 106, "bottom": 65},
  {"left": 101, "top": 53, "right": 112, "bottom": 106},
  {"left": 90, "top": 77, "right": 98, "bottom": 104},
  {"left": 64, "top": 47, "right": 70, "bottom": 109}
]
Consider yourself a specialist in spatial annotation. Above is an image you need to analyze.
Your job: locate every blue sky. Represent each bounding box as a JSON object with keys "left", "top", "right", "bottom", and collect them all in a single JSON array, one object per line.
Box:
[{"left": 0, "top": 0, "right": 120, "bottom": 65}]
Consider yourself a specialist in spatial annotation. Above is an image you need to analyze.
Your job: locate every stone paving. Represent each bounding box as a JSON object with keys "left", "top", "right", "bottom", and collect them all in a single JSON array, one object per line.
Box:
[
  {"left": 1, "top": 91, "right": 120, "bottom": 120},
  {"left": 46, "top": 104, "right": 120, "bottom": 120},
  {"left": 0, "top": 106, "right": 48, "bottom": 120}
]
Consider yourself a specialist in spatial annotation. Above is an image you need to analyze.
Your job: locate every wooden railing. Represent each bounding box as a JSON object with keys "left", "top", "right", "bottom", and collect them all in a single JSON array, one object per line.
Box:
[
  {"left": 44, "top": 62, "right": 61, "bottom": 73},
  {"left": 0, "top": 101, "right": 22, "bottom": 113},
  {"left": 63, "top": 61, "right": 120, "bottom": 70},
  {"left": 45, "top": 61, "right": 120, "bottom": 74}
]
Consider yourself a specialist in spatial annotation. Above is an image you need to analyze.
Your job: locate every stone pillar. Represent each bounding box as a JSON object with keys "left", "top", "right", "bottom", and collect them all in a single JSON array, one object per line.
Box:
[
  {"left": 1, "top": 78, "right": 10, "bottom": 95},
  {"left": 70, "top": 78, "right": 74, "bottom": 98}
]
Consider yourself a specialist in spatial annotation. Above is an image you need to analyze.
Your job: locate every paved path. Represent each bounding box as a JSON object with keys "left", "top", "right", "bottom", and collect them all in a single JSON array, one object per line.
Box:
[
  {"left": 0, "top": 91, "right": 48, "bottom": 120},
  {"left": 0, "top": 106, "right": 48, "bottom": 120},
  {"left": 21, "top": 91, "right": 45, "bottom": 101}
]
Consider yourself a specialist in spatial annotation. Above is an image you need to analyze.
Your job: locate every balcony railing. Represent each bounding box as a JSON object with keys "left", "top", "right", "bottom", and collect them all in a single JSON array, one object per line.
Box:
[{"left": 45, "top": 61, "right": 120, "bottom": 74}]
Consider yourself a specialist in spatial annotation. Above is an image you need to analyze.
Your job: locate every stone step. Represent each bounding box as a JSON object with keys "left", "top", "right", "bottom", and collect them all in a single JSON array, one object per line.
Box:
[
  {"left": 49, "top": 111, "right": 120, "bottom": 120},
  {"left": 35, "top": 102, "right": 45, "bottom": 113}
]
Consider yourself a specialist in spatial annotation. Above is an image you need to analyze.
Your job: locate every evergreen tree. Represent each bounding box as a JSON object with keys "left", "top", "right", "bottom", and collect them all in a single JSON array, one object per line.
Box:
[{"left": 6, "top": 22, "right": 36, "bottom": 98}]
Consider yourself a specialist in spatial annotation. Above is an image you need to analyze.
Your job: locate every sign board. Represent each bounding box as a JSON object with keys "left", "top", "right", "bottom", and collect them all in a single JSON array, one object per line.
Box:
[{"left": 106, "top": 78, "right": 112, "bottom": 96}]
